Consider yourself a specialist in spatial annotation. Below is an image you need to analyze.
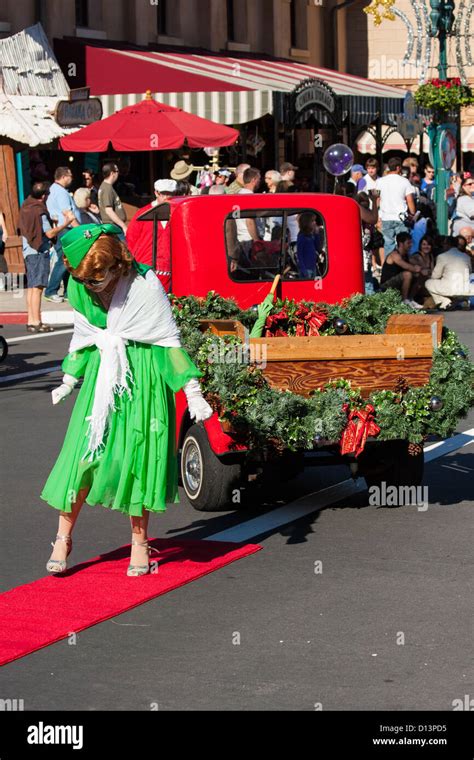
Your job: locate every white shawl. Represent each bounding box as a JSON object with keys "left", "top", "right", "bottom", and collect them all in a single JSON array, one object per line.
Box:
[{"left": 69, "top": 269, "right": 181, "bottom": 459}]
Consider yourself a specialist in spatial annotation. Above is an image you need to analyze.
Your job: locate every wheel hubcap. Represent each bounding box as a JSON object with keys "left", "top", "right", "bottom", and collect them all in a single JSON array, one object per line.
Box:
[{"left": 184, "top": 441, "right": 202, "bottom": 495}]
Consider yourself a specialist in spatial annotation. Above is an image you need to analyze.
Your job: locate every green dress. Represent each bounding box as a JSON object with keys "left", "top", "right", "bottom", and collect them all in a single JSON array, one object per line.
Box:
[{"left": 40, "top": 264, "right": 202, "bottom": 517}]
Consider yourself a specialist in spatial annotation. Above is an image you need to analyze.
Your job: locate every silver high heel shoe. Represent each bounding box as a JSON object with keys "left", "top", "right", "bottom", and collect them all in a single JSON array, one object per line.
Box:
[
  {"left": 127, "top": 539, "right": 159, "bottom": 577},
  {"left": 46, "top": 534, "right": 73, "bottom": 574}
]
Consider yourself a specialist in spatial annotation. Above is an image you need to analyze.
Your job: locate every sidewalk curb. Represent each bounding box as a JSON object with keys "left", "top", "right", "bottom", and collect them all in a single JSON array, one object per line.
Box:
[
  {"left": 0, "top": 311, "right": 74, "bottom": 325},
  {"left": 42, "top": 311, "right": 74, "bottom": 325},
  {"left": 0, "top": 313, "right": 28, "bottom": 324}
]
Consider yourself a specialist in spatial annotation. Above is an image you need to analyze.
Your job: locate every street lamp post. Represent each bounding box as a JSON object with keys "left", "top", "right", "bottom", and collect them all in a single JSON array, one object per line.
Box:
[{"left": 428, "top": 0, "right": 457, "bottom": 235}]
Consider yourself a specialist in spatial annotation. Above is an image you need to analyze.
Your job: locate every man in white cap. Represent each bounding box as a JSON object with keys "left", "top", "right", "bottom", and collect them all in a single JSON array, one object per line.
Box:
[{"left": 126, "top": 179, "right": 177, "bottom": 292}]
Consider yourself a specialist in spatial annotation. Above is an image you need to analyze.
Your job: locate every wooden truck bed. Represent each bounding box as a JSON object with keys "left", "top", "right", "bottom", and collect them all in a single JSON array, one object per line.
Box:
[{"left": 199, "top": 315, "right": 443, "bottom": 398}]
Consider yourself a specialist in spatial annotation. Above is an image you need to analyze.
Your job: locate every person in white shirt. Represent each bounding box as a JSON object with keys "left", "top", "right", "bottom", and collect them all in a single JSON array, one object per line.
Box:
[
  {"left": 425, "top": 237, "right": 474, "bottom": 310},
  {"left": 236, "top": 168, "right": 264, "bottom": 244},
  {"left": 264, "top": 170, "right": 283, "bottom": 240},
  {"left": 359, "top": 158, "right": 379, "bottom": 192},
  {"left": 375, "top": 156, "right": 416, "bottom": 257}
]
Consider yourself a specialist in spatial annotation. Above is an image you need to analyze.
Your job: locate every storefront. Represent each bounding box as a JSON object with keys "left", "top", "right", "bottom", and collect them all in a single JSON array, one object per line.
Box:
[
  {"left": 54, "top": 41, "right": 419, "bottom": 186},
  {"left": 275, "top": 78, "right": 427, "bottom": 190}
]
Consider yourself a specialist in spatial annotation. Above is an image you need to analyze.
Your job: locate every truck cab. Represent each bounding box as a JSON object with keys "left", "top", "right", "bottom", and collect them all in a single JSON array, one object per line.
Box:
[{"left": 138, "top": 193, "right": 364, "bottom": 306}]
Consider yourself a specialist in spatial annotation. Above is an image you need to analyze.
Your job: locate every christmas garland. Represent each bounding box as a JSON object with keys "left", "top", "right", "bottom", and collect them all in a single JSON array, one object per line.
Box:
[{"left": 171, "top": 291, "right": 474, "bottom": 452}]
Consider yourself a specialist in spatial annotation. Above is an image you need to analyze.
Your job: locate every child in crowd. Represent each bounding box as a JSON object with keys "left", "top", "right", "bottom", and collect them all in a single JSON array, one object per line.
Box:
[{"left": 296, "top": 212, "right": 321, "bottom": 279}]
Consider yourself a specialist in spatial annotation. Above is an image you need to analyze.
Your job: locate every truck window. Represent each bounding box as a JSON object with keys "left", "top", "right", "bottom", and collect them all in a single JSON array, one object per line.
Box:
[{"left": 225, "top": 209, "right": 328, "bottom": 283}]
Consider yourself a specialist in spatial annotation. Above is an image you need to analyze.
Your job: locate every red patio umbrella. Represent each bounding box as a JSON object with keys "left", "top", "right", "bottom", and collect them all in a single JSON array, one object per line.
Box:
[{"left": 59, "top": 93, "right": 239, "bottom": 152}]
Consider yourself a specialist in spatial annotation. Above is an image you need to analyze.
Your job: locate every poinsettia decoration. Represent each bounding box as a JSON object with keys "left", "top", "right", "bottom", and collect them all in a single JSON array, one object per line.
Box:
[{"left": 265, "top": 303, "right": 327, "bottom": 337}]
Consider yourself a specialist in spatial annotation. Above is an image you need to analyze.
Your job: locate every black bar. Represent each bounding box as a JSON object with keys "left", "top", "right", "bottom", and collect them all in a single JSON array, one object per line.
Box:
[{"left": 152, "top": 216, "right": 158, "bottom": 271}]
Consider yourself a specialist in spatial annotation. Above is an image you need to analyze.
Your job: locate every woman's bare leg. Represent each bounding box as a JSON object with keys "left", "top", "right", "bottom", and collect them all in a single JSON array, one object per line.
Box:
[
  {"left": 129, "top": 511, "right": 150, "bottom": 567},
  {"left": 48, "top": 487, "right": 89, "bottom": 562}
]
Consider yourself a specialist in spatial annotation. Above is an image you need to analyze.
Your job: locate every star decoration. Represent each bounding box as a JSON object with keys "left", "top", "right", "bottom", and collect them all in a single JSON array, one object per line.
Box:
[{"left": 363, "top": 0, "right": 396, "bottom": 27}]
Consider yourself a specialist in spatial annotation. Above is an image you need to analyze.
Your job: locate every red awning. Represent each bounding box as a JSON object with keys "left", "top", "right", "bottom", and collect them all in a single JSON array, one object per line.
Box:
[
  {"left": 59, "top": 95, "right": 239, "bottom": 152},
  {"left": 86, "top": 47, "right": 407, "bottom": 99},
  {"left": 85, "top": 47, "right": 408, "bottom": 126}
]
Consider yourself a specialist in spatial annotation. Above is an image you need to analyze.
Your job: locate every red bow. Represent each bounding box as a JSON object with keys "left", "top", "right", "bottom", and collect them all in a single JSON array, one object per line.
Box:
[
  {"left": 340, "top": 404, "right": 381, "bottom": 457},
  {"left": 295, "top": 305, "right": 327, "bottom": 336}
]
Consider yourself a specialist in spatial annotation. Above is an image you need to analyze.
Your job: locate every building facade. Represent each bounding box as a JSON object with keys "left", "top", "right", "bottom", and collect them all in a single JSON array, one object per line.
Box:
[
  {"left": 344, "top": 0, "right": 474, "bottom": 156},
  {"left": 0, "top": 0, "right": 331, "bottom": 66}
]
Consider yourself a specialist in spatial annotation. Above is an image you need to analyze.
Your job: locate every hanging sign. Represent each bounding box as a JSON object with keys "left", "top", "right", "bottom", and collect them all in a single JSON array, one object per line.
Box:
[
  {"left": 69, "top": 87, "right": 91, "bottom": 102},
  {"left": 438, "top": 127, "right": 457, "bottom": 170},
  {"left": 55, "top": 98, "right": 103, "bottom": 127},
  {"left": 396, "top": 92, "right": 423, "bottom": 139},
  {"left": 295, "top": 80, "right": 336, "bottom": 114},
  {"left": 428, "top": 123, "right": 457, "bottom": 171}
]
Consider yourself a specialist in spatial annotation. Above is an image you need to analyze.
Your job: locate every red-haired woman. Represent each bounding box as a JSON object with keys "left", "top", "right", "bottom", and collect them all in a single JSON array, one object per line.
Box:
[{"left": 42, "top": 224, "right": 212, "bottom": 577}]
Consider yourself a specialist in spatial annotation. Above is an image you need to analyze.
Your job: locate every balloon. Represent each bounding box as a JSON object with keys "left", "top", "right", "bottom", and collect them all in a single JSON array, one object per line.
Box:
[{"left": 323, "top": 144, "right": 354, "bottom": 177}]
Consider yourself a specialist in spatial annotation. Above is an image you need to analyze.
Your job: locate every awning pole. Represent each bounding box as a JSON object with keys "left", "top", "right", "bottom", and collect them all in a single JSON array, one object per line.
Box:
[
  {"left": 375, "top": 99, "right": 383, "bottom": 171},
  {"left": 152, "top": 216, "right": 158, "bottom": 271},
  {"left": 149, "top": 152, "right": 154, "bottom": 193},
  {"left": 15, "top": 151, "right": 25, "bottom": 206},
  {"left": 347, "top": 99, "right": 352, "bottom": 154},
  {"left": 273, "top": 94, "right": 280, "bottom": 170},
  {"left": 456, "top": 110, "right": 463, "bottom": 172},
  {"left": 241, "top": 126, "right": 248, "bottom": 163}
]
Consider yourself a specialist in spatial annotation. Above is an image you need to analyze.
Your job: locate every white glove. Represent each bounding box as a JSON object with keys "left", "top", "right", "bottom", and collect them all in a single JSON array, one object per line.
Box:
[
  {"left": 52, "top": 374, "right": 79, "bottom": 405},
  {"left": 183, "top": 378, "right": 213, "bottom": 423}
]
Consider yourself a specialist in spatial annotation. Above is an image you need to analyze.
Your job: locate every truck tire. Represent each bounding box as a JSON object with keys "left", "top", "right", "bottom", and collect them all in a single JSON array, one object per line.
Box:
[
  {"left": 358, "top": 440, "right": 424, "bottom": 492},
  {"left": 0, "top": 335, "right": 8, "bottom": 363},
  {"left": 180, "top": 424, "right": 243, "bottom": 511}
]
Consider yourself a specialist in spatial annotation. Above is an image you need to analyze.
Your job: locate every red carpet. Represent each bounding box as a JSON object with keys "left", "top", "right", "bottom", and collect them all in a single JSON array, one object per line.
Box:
[{"left": 0, "top": 538, "right": 261, "bottom": 667}]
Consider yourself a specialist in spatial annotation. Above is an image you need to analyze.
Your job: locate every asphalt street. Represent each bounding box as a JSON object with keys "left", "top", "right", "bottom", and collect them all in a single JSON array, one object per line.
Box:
[{"left": 0, "top": 313, "right": 473, "bottom": 711}]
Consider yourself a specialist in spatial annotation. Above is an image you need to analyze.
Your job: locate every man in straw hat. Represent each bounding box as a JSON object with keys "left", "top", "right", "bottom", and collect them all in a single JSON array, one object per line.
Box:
[{"left": 170, "top": 161, "right": 199, "bottom": 195}]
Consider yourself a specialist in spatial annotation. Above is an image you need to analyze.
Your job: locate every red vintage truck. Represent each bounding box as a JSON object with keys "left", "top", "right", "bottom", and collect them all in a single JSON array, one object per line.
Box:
[{"left": 136, "top": 194, "right": 436, "bottom": 510}]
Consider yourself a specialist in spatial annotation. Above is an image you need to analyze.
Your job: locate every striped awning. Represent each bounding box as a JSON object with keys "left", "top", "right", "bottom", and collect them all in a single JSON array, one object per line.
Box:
[
  {"left": 87, "top": 47, "right": 407, "bottom": 126},
  {"left": 100, "top": 90, "right": 274, "bottom": 125},
  {"left": 357, "top": 125, "right": 474, "bottom": 154},
  {"left": 461, "top": 125, "right": 474, "bottom": 151}
]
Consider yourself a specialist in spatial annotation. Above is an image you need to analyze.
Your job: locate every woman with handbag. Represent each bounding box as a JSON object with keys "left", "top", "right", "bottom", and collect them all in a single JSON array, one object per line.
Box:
[{"left": 42, "top": 223, "right": 213, "bottom": 577}]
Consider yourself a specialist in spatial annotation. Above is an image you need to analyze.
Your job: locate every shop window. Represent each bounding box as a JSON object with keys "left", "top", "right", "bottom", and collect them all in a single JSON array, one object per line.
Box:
[
  {"left": 227, "top": 0, "right": 235, "bottom": 41},
  {"left": 227, "top": 0, "right": 248, "bottom": 44},
  {"left": 225, "top": 209, "right": 327, "bottom": 283},
  {"left": 75, "top": 0, "right": 89, "bottom": 28},
  {"left": 157, "top": 0, "right": 168, "bottom": 36},
  {"left": 290, "top": 0, "right": 308, "bottom": 50},
  {"left": 34, "top": 0, "right": 46, "bottom": 24}
]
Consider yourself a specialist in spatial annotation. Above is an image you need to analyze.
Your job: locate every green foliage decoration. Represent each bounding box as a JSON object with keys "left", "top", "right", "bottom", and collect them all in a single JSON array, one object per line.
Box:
[{"left": 170, "top": 291, "right": 474, "bottom": 450}]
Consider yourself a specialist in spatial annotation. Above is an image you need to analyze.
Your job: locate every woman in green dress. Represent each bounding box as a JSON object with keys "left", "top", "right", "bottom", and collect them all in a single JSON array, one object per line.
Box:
[{"left": 42, "top": 223, "right": 212, "bottom": 577}]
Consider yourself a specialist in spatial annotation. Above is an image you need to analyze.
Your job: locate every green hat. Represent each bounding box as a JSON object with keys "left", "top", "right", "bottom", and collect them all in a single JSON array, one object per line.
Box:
[{"left": 62, "top": 224, "right": 123, "bottom": 269}]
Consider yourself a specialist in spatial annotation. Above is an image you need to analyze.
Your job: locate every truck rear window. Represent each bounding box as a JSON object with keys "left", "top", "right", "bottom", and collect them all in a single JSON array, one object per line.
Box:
[{"left": 224, "top": 208, "right": 327, "bottom": 283}]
